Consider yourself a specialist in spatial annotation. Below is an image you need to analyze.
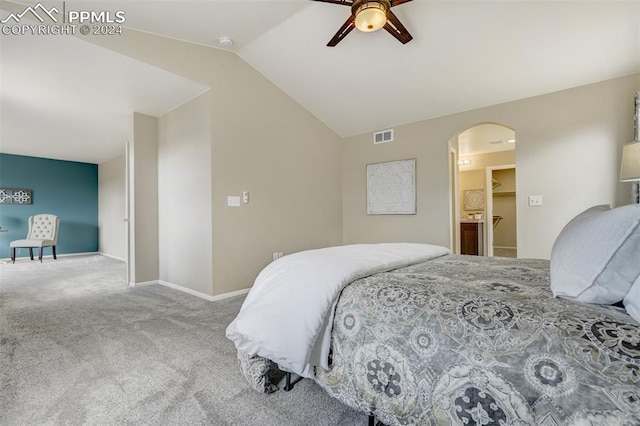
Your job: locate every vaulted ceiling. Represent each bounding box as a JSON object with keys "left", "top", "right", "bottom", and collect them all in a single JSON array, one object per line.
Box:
[{"left": 1, "top": 0, "right": 639, "bottom": 164}]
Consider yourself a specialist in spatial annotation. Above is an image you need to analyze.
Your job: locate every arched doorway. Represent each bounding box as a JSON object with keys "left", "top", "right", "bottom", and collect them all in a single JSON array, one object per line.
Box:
[{"left": 449, "top": 123, "right": 517, "bottom": 257}]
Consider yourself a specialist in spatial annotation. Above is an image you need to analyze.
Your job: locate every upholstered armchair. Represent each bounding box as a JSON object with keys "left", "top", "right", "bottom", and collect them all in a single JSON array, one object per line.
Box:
[{"left": 10, "top": 214, "right": 60, "bottom": 263}]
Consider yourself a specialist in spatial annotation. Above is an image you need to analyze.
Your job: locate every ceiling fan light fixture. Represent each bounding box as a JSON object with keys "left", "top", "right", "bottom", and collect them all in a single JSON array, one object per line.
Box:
[{"left": 354, "top": 0, "right": 389, "bottom": 32}]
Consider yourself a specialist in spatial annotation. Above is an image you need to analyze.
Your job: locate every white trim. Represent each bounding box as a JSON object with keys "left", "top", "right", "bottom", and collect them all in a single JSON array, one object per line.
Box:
[
  {"left": 210, "top": 287, "right": 251, "bottom": 301},
  {"left": 126, "top": 138, "right": 135, "bottom": 285},
  {"left": 449, "top": 142, "right": 460, "bottom": 254},
  {"left": 129, "top": 280, "right": 158, "bottom": 288},
  {"left": 59, "top": 251, "right": 100, "bottom": 257},
  {"left": 127, "top": 278, "right": 251, "bottom": 302},
  {"left": 156, "top": 280, "right": 250, "bottom": 302},
  {"left": 1, "top": 251, "right": 99, "bottom": 262},
  {"left": 157, "top": 280, "right": 214, "bottom": 300},
  {"left": 486, "top": 164, "right": 516, "bottom": 257},
  {"left": 99, "top": 252, "right": 126, "bottom": 262}
]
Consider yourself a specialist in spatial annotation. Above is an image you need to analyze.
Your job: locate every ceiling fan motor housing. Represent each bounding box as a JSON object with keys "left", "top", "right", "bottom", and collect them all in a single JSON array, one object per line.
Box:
[
  {"left": 352, "top": 0, "right": 391, "bottom": 32},
  {"left": 316, "top": 0, "right": 413, "bottom": 46}
]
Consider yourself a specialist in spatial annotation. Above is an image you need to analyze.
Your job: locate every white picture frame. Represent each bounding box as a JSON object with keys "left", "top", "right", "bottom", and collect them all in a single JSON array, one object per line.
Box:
[{"left": 367, "top": 159, "right": 416, "bottom": 215}]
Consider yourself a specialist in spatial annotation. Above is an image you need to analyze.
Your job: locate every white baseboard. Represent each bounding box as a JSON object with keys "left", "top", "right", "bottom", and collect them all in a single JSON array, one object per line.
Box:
[
  {"left": 129, "top": 280, "right": 158, "bottom": 288},
  {"left": 131, "top": 279, "right": 250, "bottom": 302},
  {"left": 99, "top": 252, "right": 126, "bottom": 262},
  {"left": 2, "top": 253, "right": 251, "bottom": 303},
  {"left": 59, "top": 252, "right": 100, "bottom": 258},
  {"left": 158, "top": 280, "right": 250, "bottom": 302},
  {"left": 210, "top": 287, "right": 251, "bottom": 301},
  {"left": 1, "top": 251, "right": 99, "bottom": 262}
]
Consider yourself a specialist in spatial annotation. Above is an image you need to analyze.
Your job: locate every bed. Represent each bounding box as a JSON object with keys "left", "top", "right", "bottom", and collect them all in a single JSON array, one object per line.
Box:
[{"left": 226, "top": 205, "right": 640, "bottom": 425}]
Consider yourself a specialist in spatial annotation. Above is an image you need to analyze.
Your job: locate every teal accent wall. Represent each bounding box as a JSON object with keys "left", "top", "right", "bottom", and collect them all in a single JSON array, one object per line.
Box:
[{"left": 0, "top": 153, "right": 98, "bottom": 259}]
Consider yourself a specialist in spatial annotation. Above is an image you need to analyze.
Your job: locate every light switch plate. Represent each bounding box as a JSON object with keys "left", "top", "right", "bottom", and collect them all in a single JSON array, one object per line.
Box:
[{"left": 227, "top": 196, "right": 241, "bottom": 207}]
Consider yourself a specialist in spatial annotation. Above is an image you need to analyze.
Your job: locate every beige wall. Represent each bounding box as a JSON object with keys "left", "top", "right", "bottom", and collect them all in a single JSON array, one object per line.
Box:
[
  {"left": 158, "top": 91, "right": 213, "bottom": 295},
  {"left": 86, "top": 30, "right": 637, "bottom": 279},
  {"left": 344, "top": 73, "right": 640, "bottom": 259},
  {"left": 98, "top": 155, "right": 126, "bottom": 260},
  {"left": 130, "top": 112, "right": 159, "bottom": 283},
  {"left": 208, "top": 61, "right": 344, "bottom": 295},
  {"left": 86, "top": 29, "right": 343, "bottom": 296}
]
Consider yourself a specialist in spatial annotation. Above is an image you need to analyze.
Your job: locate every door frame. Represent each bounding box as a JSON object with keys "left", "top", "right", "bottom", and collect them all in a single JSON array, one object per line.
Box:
[
  {"left": 125, "top": 140, "right": 133, "bottom": 285},
  {"left": 449, "top": 143, "right": 460, "bottom": 254},
  {"left": 485, "top": 164, "right": 516, "bottom": 257}
]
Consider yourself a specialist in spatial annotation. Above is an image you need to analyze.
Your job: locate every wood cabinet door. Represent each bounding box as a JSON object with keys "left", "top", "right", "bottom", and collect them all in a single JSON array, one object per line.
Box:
[{"left": 460, "top": 223, "right": 479, "bottom": 255}]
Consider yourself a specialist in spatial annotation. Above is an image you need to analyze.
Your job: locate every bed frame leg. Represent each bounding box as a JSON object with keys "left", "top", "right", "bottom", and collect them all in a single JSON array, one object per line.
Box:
[
  {"left": 368, "top": 413, "right": 375, "bottom": 426},
  {"left": 283, "top": 372, "right": 303, "bottom": 392},
  {"left": 284, "top": 372, "right": 293, "bottom": 391}
]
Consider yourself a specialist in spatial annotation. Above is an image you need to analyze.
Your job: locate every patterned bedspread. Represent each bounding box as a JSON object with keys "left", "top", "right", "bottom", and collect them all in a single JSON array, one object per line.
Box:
[{"left": 240, "top": 255, "right": 640, "bottom": 425}]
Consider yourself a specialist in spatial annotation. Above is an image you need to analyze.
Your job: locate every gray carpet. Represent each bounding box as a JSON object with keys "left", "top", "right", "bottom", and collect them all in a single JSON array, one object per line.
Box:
[{"left": 0, "top": 255, "right": 368, "bottom": 425}]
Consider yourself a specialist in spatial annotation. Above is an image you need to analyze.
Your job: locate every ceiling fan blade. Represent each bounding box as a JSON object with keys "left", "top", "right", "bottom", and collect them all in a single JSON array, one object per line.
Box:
[
  {"left": 390, "top": 0, "right": 413, "bottom": 6},
  {"left": 327, "top": 15, "right": 356, "bottom": 46},
  {"left": 311, "top": 0, "right": 354, "bottom": 5},
  {"left": 384, "top": 10, "right": 413, "bottom": 44}
]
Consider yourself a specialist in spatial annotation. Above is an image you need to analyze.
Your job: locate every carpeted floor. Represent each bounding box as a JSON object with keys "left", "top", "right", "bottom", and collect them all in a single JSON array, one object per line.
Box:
[{"left": 0, "top": 255, "right": 368, "bottom": 425}]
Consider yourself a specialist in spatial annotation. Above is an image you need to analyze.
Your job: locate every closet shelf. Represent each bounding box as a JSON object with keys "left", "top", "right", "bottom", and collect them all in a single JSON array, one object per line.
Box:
[{"left": 493, "top": 191, "right": 516, "bottom": 196}]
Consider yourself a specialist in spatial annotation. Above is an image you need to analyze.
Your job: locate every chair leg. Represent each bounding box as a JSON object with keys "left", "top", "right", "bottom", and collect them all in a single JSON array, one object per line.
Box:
[
  {"left": 29, "top": 248, "right": 34, "bottom": 260},
  {"left": 11, "top": 247, "right": 15, "bottom": 264},
  {"left": 53, "top": 246, "right": 57, "bottom": 260},
  {"left": 39, "top": 248, "right": 43, "bottom": 262}
]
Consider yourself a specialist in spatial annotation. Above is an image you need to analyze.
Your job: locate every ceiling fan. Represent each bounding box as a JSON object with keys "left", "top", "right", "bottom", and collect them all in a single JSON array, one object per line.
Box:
[{"left": 312, "top": 0, "right": 413, "bottom": 47}]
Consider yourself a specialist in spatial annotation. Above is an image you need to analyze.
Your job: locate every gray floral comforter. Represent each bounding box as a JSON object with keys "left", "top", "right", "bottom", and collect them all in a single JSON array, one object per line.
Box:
[{"left": 240, "top": 255, "right": 640, "bottom": 425}]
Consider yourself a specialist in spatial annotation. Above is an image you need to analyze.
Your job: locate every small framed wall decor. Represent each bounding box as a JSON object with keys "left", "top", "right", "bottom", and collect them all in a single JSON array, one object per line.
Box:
[
  {"left": 367, "top": 159, "right": 416, "bottom": 215},
  {"left": 463, "top": 189, "right": 485, "bottom": 211},
  {"left": 0, "top": 188, "right": 32, "bottom": 205}
]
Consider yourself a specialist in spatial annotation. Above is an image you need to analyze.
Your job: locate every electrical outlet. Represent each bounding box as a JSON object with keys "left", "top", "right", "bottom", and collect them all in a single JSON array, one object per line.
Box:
[
  {"left": 227, "top": 196, "right": 241, "bottom": 207},
  {"left": 528, "top": 195, "right": 543, "bottom": 207}
]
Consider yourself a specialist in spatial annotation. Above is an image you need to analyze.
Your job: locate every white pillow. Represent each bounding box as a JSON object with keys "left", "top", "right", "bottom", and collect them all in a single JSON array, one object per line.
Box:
[
  {"left": 624, "top": 274, "right": 640, "bottom": 323},
  {"left": 550, "top": 203, "right": 640, "bottom": 304}
]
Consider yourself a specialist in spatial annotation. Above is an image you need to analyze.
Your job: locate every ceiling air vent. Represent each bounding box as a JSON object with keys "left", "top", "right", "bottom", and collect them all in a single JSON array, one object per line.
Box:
[{"left": 374, "top": 129, "right": 394, "bottom": 144}]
